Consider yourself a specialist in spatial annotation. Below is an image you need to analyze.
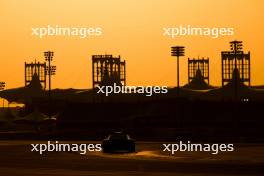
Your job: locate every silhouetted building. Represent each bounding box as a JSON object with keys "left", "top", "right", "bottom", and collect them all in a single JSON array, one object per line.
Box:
[
  {"left": 188, "top": 57, "right": 209, "bottom": 85},
  {"left": 221, "top": 49, "right": 250, "bottom": 87},
  {"left": 25, "top": 61, "right": 46, "bottom": 89},
  {"left": 92, "top": 55, "right": 126, "bottom": 88}
]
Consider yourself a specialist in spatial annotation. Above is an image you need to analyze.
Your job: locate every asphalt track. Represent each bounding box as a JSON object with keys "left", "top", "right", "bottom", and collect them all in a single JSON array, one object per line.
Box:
[{"left": 0, "top": 141, "right": 263, "bottom": 176}]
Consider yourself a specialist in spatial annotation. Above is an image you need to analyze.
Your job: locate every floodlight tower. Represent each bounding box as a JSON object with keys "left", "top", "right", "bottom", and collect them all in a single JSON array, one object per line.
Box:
[
  {"left": 171, "top": 46, "right": 185, "bottom": 95},
  {"left": 0, "top": 82, "right": 5, "bottom": 108},
  {"left": 44, "top": 51, "right": 56, "bottom": 120},
  {"left": 230, "top": 40, "right": 243, "bottom": 100}
]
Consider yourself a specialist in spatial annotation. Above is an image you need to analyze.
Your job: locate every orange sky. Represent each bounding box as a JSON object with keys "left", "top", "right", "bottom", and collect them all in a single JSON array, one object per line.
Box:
[{"left": 0, "top": 0, "right": 264, "bottom": 89}]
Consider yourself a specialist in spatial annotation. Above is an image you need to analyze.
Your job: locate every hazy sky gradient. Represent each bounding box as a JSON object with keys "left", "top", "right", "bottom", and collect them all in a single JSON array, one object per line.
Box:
[{"left": 0, "top": 0, "right": 263, "bottom": 89}]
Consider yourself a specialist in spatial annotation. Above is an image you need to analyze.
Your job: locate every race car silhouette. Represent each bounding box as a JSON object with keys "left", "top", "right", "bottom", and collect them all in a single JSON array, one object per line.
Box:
[{"left": 102, "top": 132, "right": 135, "bottom": 153}]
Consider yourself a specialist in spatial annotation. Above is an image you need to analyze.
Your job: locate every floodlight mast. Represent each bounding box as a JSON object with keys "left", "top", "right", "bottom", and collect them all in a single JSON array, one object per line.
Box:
[
  {"left": 44, "top": 51, "right": 56, "bottom": 121},
  {"left": 171, "top": 46, "right": 185, "bottom": 96},
  {"left": 0, "top": 82, "right": 6, "bottom": 108},
  {"left": 230, "top": 40, "right": 243, "bottom": 100}
]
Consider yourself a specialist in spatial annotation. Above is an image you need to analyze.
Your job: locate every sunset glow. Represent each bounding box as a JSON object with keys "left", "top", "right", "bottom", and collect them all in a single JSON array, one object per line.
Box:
[{"left": 0, "top": 0, "right": 263, "bottom": 89}]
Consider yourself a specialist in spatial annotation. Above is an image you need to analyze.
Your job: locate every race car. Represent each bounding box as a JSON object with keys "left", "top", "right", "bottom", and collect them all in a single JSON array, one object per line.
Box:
[{"left": 102, "top": 132, "right": 135, "bottom": 153}]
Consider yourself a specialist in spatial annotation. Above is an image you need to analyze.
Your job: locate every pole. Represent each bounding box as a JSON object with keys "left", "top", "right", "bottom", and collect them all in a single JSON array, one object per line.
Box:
[
  {"left": 48, "top": 56, "right": 51, "bottom": 120},
  {"left": 44, "top": 51, "right": 55, "bottom": 134},
  {"left": 171, "top": 46, "right": 185, "bottom": 96},
  {"left": 234, "top": 44, "right": 237, "bottom": 100},
  {"left": 177, "top": 56, "right": 180, "bottom": 96},
  {"left": 230, "top": 40, "right": 243, "bottom": 101},
  {"left": 44, "top": 51, "right": 53, "bottom": 121},
  {"left": 0, "top": 82, "right": 5, "bottom": 110}
]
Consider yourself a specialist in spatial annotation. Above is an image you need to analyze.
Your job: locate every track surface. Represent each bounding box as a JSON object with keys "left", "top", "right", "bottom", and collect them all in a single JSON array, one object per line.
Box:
[{"left": 0, "top": 141, "right": 263, "bottom": 176}]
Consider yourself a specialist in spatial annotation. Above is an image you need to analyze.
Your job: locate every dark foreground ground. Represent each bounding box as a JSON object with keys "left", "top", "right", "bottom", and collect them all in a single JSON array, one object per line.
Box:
[{"left": 0, "top": 141, "right": 263, "bottom": 176}]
